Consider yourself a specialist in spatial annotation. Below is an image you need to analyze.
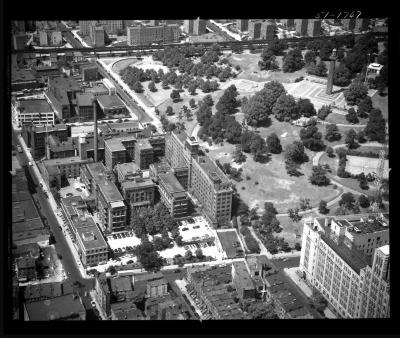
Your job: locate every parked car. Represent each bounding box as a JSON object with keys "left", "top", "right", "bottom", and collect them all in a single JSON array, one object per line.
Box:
[{"left": 91, "top": 301, "right": 96, "bottom": 308}]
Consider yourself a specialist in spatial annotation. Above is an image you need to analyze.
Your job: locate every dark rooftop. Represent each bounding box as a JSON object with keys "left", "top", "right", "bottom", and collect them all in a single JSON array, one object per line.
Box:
[
  {"left": 18, "top": 99, "right": 53, "bottom": 114},
  {"left": 97, "top": 94, "right": 126, "bottom": 109},
  {"left": 76, "top": 92, "right": 94, "bottom": 107},
  {"left": 110, "top": 276, "right": 133, "bottom": 293},
  {"left": 158, "top": 172, "right": 186, "bottom": 196},
  {"left": 12, "top": 199, "right": 40, "bottom": 223}
]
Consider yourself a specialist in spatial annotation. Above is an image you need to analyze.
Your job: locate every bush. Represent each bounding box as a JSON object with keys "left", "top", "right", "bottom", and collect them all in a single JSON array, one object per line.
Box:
[
  {"left": 254, "top": 181, "right": 259, "bottom": 185},
  {"left": 294, "top": 243, "right": 302, "bottom": 251},
  {"left": 294, "top": 76, "right": 304, "bottom": 83}
]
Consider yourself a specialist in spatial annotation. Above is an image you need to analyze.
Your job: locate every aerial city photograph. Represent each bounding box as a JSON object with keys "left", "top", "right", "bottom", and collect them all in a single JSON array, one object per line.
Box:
[{"left": 8, "top": 17, "right": 389, "bottom": 323}]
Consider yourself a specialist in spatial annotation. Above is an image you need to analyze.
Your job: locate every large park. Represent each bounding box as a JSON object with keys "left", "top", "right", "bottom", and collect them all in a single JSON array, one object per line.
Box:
[{"left": 106, "top": 32, "right": 388, "bottom": 252}]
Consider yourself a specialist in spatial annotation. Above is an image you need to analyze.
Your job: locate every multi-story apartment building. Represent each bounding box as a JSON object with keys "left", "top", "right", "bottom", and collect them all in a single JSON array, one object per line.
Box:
[
  {"left": 79, "top": 21, "right": 94, "bottom": 36},
  {"left": 299, "top": 214, "right": 390, "bottom": 318},
  {"left": 134, "top": 139, "right": 154, "bottom": 170},
  {"left": 342, "top": 19, "right": 356, "bottom": 31},
  {"left": 307, "top": 19, "right": 321, "bottom": 37},
  {"left": 260, "top": 22, "right": 275, "bottom": 40},
  {"left": 127, "top": 24, "right": 179, "bottom": 46},
  {"left": 98, "top": 20, "right": 124, "bottom": 35},
  {"left": 104, "top": 135, "right": 137, "bottom": 171},
  {"left": 236, "top": 19, "right": 249, "bottom": 32},
  {"left": 22, "top": 124, "right": 69, "bottom": 159},
  {"left": 14, "top": 99, "right": 55, "bottom": 126},
  {"left": 158, "top": 172, "right": 188, "bottom": 218},
  {"left": 248, "top": 20, "right": 262, "bottom": 39},
  {"left": 90, "top": 23, "right": 105, "bottom": 47},
  {"left": 76, "top": 93, "right": 94, "bottom": 122},
  {"left": 183, "top": 20, "right": 194, "bottom": 34},
  {"left": 295, "top": 19, "right": 308, "bottom": 36},
  {"left": 81, "top": 162, "right": 127, "bottom": 232},
  {"left": 193, "top": 18, "right": 206, "bottom": 35},
  {"left": 281, "top": 19, "right": 295, "bottom": 29},
  {"left": 121, "top": 177, "right": 156, "bottom": 214},
  {"left": 355, "top": 18, "right": 370, "bottom": 32},
  {"left": 114, "top": 162, "right": 142, "bottom": 183},
  {"left": 165, "top": 130, "right": 232, "bottom": 227}
]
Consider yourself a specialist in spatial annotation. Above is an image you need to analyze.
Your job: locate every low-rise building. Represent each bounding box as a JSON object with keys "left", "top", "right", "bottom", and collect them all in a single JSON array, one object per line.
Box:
[
  {"left": 80, "top": 63, "right": 98, "bottom": 82},
  {"left": 16, "top": 257, "right": 37, "bottom": 282},
  {"left": 76, "top": 92, "right": 94, "bottom": 122},
  {"left": 47, "top": 135, "right": 76, "bottom": 159},
  {"left": 97, "top": 94, "right": 128, "bottom": 117},
  {"left": 231, "top": 261, "right": 256, "bottom": 300},
  {"left": 24, "top": 294, "right": 86, "bottom": 321},
  {"left": 85, "top": 82, "right": 109, "bottom": 97},
  {"left": 39, "top": 29, "right": 62, "bottom": 46},
  {"left": 111, "top": 302, "right": 145, "bottom": 320},
  {"left": 14, "top": 99, "right": 55, "bottom": 126},
  {"left": 146, "top": 278, "right": 168, "bottom": 298}
]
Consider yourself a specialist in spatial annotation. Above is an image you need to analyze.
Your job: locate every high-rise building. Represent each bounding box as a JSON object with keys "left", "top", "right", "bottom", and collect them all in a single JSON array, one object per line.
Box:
[
  {"left": 98, "top": 20, "right": 124, "bottom": 35},
  {"left": 295, "top": 19, "right": 308, "bottom": 36},
  {"left": 355, "top": 18, "right": 370, "bottom": 32},
  {"left": 183, "top": 20, "right": 194, "bottom": 34},
  {"left": 90, "top": 23, "right": 105, "bottom": 47},
  {"left": 260, "top": 21, "right": 275, "bottom": 40},
  {"left": 299, "top": 214, "right": 390, "bottom": 318},
  {"left": 81, "top": 162, "right": 127, "bottom": 232},
  {"left": 127, "top": 24, "right": 179, "bottom": 46},
  {"left": 193, "top": 18, "right": 206, "bottom": 35},
  {"left": 248, "top": 20, "right": 262, "bottom": 39},
  {"left": 341, "top": 19, "right": 356, "bottom": 31},
  {"left": 236, "top": 19, "right": 249, "bottom": 32},
  {"left": 165, "top": 130, "right": 232, "bottom": 227},
  {"left": 79, "top": 20, "right": 95, "bottom": 36},
  {"left": 149, "top": 20, "right": 160, "bottom": 26},
  {"left": 281, "top": 19, "right": 295, "bottom": 29},
  {"left": 307, "top": 19, "right": 321, "bottom": 37},
  {"left": 158, "top": 172, "right": 188, "bottom": 218}
]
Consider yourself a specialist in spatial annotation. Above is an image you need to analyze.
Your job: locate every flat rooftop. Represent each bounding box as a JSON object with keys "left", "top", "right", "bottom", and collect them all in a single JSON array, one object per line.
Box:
[
  {"left": 76, "top": 92, "right": 94, "bottom": 107},
  {"left": 136, "top": 139, "right": 153, "bottom": 151},
  {"left": 172, "top": 129, "right": 189, "bottom": 144},
  {"left": 12, "top": 199, "right": 40, "bottom": 223},
  {"left": 158, "top": 172, "right": 186, "bottom": 195},
  {"left": 86, "top": 83, "right": 108, "bottom": 94},
  {"left": 115, "top": 162, "right": 140, "bottom": 177},
  {"left": 232, "top": 261, "right": 254, "bottom": 290},
  {"left": 49, "top": 76, "right": 81, "bottom": 92},
  {"left": 75, "top": 219, "right": 107, "bottom": 250},
  {"left": 196, "top": 155, "right": 230, "bottom": 185},
  {"left": 321, "top": 227, "right": 371, "bottom": 273},
  {"left": 110, "top": 276, "right": 133, "bottom": 293},
  {"left": 13, "top": 219, "right": 44, "bottom": 233},
  {"left": 18, "top": 99, "right": 53, "bottom": 114},
  {"left": 121, "top": 178, "right": 155, "bottom": 190},
  {"left": 24, "top": 294, "right": 85, "bottom": 321},
  {"left": 12, "top": 67, "right": 36, "bottom": 83},
  {"left": 104, "top": 138, "right": 127, "bottom": 152},
  {"left": 97, "top": 94, "right": 126, "bottom": 109},
  {"left": 43, "top": 156, "right": 89, "bottom": 167},
  {"left": 108, "top": 121, "right": 140, "bottom": 131},
  {"left": 31, "top": 124, "right": 68, "bottom": 133}
]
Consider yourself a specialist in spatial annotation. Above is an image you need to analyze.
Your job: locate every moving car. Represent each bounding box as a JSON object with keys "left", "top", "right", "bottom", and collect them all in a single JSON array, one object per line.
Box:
[{"left": 91, "top": 301, "right": 97, "bottom": 308}]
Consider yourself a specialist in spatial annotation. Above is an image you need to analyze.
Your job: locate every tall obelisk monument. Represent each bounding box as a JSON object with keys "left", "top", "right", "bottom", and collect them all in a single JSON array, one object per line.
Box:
[{"left": 326, "top": 48, "right": 337, "bottom": 95}]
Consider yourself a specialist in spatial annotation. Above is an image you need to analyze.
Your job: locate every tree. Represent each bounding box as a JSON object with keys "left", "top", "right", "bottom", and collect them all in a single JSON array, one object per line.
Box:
[
  {"left": 170, "top": 89, "right": 181, "bottom": 102},
  {"left": 148, "top": 81, "right": 157, "bottom": 92},
  {"left": 287, "top": 208, "right": 302, "bottom": 223},
  {"left": 345, "top": 129, "right": 358, "bottom": 149},
  {"left": 319, "top": 200, "right": 329, "bottom": 214},
  {"left": 296, "top": 98, "right": 316, "bottom": 118},
  {"left": 333, "top": 64, "right": 352, "bottom": 87},
  {"left": 317, "top": 105, "right": 332, "bottom": 120},
  {"left": 325, "top": 124, "right": 341, "bottom": 142},
  {"left": 294, "top": 242, "right": 302, "bottom": 251},
  {"left": 266, "top": 133, "right": 282, "bottom": 154},
  {"left": 315, "top": 61, "right": 327, "bottom": 77},
  {"left": 300, "top": 125, "right": 325, "bottom": 151},
  {"left": 216, "top": 85, "right": 239, "bottom": 114},
  {"left": 344, "top": 82, "right": 369, "bottom": 106},
  {"left": 309, "top": 165, "right": 330, "bottom": 186},
  {"left": 203, "top": 94, "right": 214, "bottom": 107},
  {"left": 285, "top": 141, "right": 307, "bottom": 164},
  {"left": 233, "top": 145, "right": 246, "bottom": 164},
  {"left": 243, "top": 94, "right": 272, "bottom": 127},
  {"left": 259, "top": 48, "right": 280, "bottom": 71},
  {"left": 195, "top": 248, "right": 204, "bottom": 259},
  {"left": 134, "top": 241, "right": 164, "bottom": 273},
  {"left": 132, "top": 81, "right": 144, "bottom": 93},
  {"left": 358, "top": 194, "right": 370, "bottom": 208},
  {"left": 357, "top": 96, "right": 373, "bottom": 118},
  {"left": 304, "top": 50, "right": 316, "bottom": 65},
  {"left": 196, "top": 103, "right": 212, "bottom": 126},
  {"left": 165, "top": 106, "right": 174, "bottom": 116},
  {"left": 282, "top": 48, "right": 304, "bottom": 72},
  {"left": 272, "top": 94, "right": 298, "bottom": 122},
  {"left": 358, "top": 172, "right": 369, "bottom": 190},
  {"left": 357, "top": 130, "right": 367, "bottom": 143},
  {"left": 326, "top": 146, "right": 334, "bottom": 157},
  {"left": 364, "top": 109, "right": 386, "bottom": 143},
  {"left": 184, "top": 250, "right": 193, "bottom": 261},
  {"left": 189, "top": 98, "right": 196, "bottom": 108},
  {"left": 346, "top": 108, "right": 359, "bottom": 124},
  {"left": 224, "top": 118, "right": 243, "bottom": 144},
  {"left": 339, "top": 192, "right": 356, "bottom": 210}
]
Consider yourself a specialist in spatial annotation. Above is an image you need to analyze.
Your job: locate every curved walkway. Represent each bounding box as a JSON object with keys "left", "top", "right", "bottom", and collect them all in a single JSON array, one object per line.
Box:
[{"left": 317, "top": 120, "right": 366, "bottom": 128}]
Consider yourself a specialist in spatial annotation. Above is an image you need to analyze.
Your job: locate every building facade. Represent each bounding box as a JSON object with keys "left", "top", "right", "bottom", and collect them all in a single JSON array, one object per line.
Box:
[
  {"left": 158, "top": 172, "right": 188, "bottom": 218},
  {"left": 76, "top": 93, "right": 94, "bottom": 121},
  {"left": 299, "top": 214, "right": 390, "bottom": 318},
  {"left": 295, "top": 19, "right": 308, "bottom": 36},
  {"left": 248, "top": 21, "right": 262, "bottom": 39},
  {"left": 260, "top": 22, "right": 275, "bottom": 40},
  {"left": 90, "top": 24, "right": 105, "bottom": 47},
  {"left": 127, "top": 24, "right": 179, "bottom": 46},
  {"left": 307, "top": 19, "right": 321, "bottom": 37},
  {"left": 236, "top": 19, "right": 249, "bottom": 32},
  {"left": 14, "top": 99, "right": 55, "bottom": 126}
]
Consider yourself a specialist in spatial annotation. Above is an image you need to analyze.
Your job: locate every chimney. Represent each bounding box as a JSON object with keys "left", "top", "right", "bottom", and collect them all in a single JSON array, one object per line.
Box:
[{"left": 93, "top": 98, "right": 98, "bottom": 163}]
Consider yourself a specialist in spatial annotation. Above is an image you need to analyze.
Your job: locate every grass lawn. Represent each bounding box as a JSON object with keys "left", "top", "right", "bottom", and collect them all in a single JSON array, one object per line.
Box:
[
  {"left": 325, "top": 112, "right": 369, "bottom": 126},
  {"left": 371, "top": 92, "right": 388, "bottom": 120}
]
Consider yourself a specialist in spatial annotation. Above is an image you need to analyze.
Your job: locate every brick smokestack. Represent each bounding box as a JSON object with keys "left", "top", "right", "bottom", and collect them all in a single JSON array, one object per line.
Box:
[{"left": 93, "top": 98, "right": 98, "bottom": 163}]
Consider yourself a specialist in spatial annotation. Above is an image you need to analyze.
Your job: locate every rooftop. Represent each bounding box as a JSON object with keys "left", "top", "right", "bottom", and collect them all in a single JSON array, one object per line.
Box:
[
  {"left": 107, "top": 121, "right": 140, "bottom": 131},
  {"left": 23, "top": 281, "right": 73, "bottom": 301},
  {"left": 12, "top": 199, "right": 40, "bottom": 223},
  {"left": 115, "top": 162, "right": 141, "bottom": 178},
  {"left": 13, "top": 218, "right": 44, "bottom": 234},
  {"left": 379, "top": 245, "right": 389, "bottom": 256},
  {"left": 49, "top": 76, "right": 81, "bottom": 93},
  {"left": 158, "top": 172, "right": 186, "bottom": 195},
  {"left": 172, "top": 129, "right": 189, "bottom": 145},
  {"left": 43, "top": 156, "right": 90, "bottom": 167},
  {"left": 18, "top": 99, "right": 53, "bottom": 114},
  {"left": 31, "top": 124, "right": 68, "bottom": 133},
  {"left": 12, "top": 229, "right": 50, "bottom": 244},
  {"left": 121, "top": 178, "right": 155, "bottom": 190},
  {"left": 75, "top": 218, "right": 107, "bottom": 250},
  {"left": 136, "top": 139, "right": 153, "bottom": 151},
  {"left": 232, "top": 261, "right": 255, "bottom": 290},
  {"left": 97, "top": 94, "right": 126, "bottom": 109},
  {"left": 76, "top": 92, "right": 94, "bottom": 107},
  {"left": 24, "top": 294, "right": 85, "bottom": 321},
  {"left": 104, "top": 137, "right": 127, "bottom": 152},
  {"left": 86, "top": 83, "right": 108, "bottom": 94},
  {"left": 12, "top": 67, "right": 37, "bottom": 83},
  {"left": 196, "top": 155, "right": 230, "bottom": 186},
  {"left": 111, "top": 303, "right": 144, "bottom": 320},
  {"left": 110, "top": 276, "right": 133, "bottom": 293},
  {"left": 49, "top": 136, "right": 74, "bottom": 153}
]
